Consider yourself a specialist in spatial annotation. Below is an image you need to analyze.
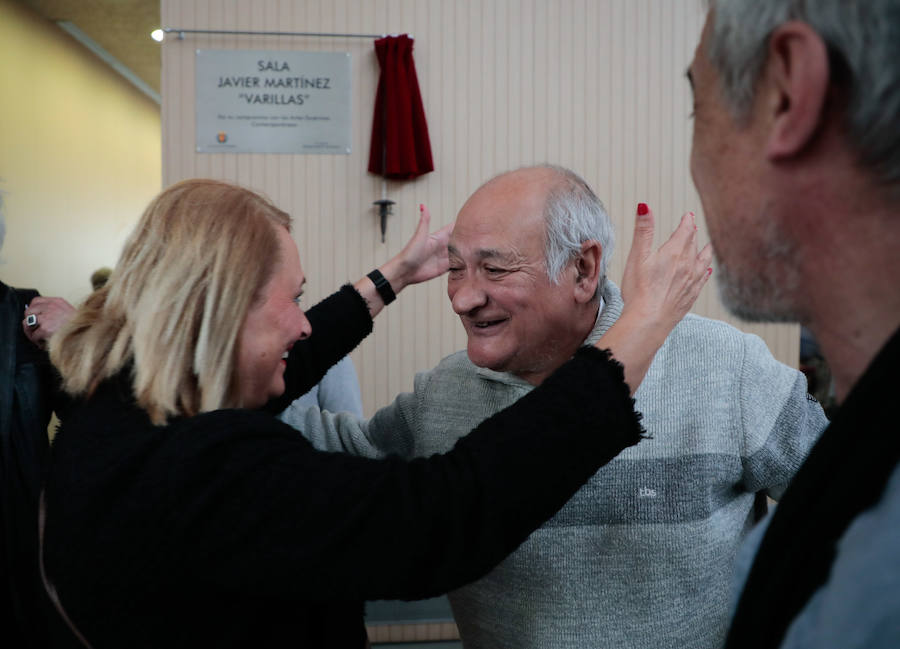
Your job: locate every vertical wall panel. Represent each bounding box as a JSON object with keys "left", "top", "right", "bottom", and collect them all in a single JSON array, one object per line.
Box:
[{"left": 162, "top": 0, "right": 799, "bottom": 416}]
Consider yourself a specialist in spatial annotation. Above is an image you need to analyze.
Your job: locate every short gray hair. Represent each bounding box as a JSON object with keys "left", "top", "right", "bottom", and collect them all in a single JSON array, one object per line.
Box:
[
  {"left": 707, "top": 0, "right": 900, "bottom": 191},
  {"left": 540, "top": 165, "right": 614, "bottom": 301}
]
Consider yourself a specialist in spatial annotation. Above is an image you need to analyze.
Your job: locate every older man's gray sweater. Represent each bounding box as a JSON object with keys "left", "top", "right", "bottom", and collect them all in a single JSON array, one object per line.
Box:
[{"left": 286, "top": 280, "right": 828, "bottom": 649}]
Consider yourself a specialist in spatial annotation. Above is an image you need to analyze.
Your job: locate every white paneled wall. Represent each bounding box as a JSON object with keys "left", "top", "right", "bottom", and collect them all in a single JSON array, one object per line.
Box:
[{"left": 161, "top": 0, "right": 799, "bottom": 416}]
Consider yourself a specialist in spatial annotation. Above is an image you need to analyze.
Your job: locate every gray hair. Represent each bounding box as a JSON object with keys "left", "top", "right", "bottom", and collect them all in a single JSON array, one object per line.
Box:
[
  {"left": 707, "top": 0, "right": 900, "bottom": 191},
  {"left": 540, "top": 165, "right": 614, "bottom": 301}
]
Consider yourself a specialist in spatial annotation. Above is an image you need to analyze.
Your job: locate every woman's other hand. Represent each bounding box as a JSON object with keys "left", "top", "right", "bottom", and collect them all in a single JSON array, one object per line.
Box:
[
  {"left": 595, "top": 203, "right": 712, "bottom": 393},
  {"left": 619, "top": 204, "right": 712, "bottom": 332}
]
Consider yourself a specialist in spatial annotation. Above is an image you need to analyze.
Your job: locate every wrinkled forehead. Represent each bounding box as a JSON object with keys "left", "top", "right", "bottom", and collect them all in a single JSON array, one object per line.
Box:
[
  {"left": 447, "top": 241, "right": 525, "bottom": 267},
  {"left": 451, "top": 174, "right": 550, "bottom": 254},
  {"left": 449, "top": 210, "right": 546, "bottom": 266}
]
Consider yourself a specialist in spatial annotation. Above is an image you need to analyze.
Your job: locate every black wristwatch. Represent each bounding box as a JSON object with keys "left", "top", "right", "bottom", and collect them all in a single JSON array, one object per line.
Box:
[{"left": 366, "top": 269, "right": 396, "bottom": 305}]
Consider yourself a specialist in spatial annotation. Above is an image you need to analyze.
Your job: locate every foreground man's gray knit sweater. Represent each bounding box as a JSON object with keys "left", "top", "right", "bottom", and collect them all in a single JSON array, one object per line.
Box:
[{"left": 287, "top": 280, "right": 828, "bottom": 649}]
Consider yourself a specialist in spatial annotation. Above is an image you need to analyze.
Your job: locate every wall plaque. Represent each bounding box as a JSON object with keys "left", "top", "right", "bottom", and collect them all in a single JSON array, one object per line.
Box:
[{"left": 196, "top": 49, "right": 351, "bottom": 154}]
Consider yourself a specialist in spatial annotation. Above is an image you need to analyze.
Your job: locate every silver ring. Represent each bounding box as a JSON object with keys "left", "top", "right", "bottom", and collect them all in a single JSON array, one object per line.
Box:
[{"left": 26, "top": 314, "right": 38, "bottom": 327}]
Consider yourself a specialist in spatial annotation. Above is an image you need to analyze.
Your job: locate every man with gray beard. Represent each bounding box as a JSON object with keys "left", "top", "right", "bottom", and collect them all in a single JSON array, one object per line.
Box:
[{"left": 688, "top": 1, "right": 900, "bottom": 647}]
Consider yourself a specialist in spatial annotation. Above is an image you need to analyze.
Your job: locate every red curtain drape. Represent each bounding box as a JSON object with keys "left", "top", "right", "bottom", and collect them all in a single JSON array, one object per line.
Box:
[{"left": 368, "top": 35, "right": 434, "bottom": 180}]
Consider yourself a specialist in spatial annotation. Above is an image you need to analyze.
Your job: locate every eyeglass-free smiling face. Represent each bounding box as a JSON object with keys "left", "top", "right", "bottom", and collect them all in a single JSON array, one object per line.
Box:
[
  {"left": 235, "top": 226, "right": 312, "bottom": 409},
  {"left": 447, "top": 169, "right": 595, "bottom": 386}
]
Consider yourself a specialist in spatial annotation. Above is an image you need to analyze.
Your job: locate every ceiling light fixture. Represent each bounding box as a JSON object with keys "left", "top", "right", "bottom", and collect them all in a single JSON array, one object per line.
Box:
[
  {"left": 151, "top": 29, "right": 164, "bottom": 42},
  {"left": 56, "top": 20, "right": 161, "bottom": 105}
]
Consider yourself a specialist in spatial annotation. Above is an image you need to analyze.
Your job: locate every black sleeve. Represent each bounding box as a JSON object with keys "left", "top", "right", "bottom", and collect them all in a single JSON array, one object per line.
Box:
[
  {"left": 263, "top": 284, "right": 373, "bottom": 414},
  {"left": 183, "top": 346, "right": 644, "bottom": 602},
  {"left": 7, "top": 287, "right": 56, "bottom": 429},
  {"left": 10, "top": 288, "right": 75, "bottom": 424}
]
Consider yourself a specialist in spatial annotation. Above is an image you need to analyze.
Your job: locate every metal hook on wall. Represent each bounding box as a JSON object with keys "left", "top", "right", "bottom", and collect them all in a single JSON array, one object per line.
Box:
[{"left": 373, "top": 199, "right": 395, "bottom": 243}]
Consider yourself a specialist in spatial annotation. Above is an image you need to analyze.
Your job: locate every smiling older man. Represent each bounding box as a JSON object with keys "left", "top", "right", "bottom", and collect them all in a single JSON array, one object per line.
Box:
[{"left": 286, "top": 164, "right": 827, "bottom": 649}]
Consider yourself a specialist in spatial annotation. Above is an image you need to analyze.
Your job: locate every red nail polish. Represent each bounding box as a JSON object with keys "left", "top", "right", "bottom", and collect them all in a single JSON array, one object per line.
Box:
[
  {"left": 637, "top": 203, "right": 649, "bottom": 216},
  {"left": 707, "top": 267, "right": 713, "bottom": 276},
  {"left": 419, "top": 203, "right": 424, "bottom": 212}
]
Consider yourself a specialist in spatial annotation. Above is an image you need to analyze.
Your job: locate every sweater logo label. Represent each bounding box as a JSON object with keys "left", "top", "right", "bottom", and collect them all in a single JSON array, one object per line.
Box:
[{"left": 638, "top": 487, "right": 658, "bottom": 498}]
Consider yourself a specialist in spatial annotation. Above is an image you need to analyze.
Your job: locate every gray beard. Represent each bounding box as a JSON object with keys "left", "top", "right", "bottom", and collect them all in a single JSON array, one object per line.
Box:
[{"left": 714, "top": 219, "right": 802, "bottom": 323}]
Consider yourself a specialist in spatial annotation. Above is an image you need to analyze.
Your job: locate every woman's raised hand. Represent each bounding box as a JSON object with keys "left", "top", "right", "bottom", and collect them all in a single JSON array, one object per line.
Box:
[
  {"left": 619, "top": 204, "right": 712, "bottom": 332},
  {"left": 354, "top": 204, "right": 452, "bottom": 318},
  {"left": 385, "top": 204, "right": 452, "bottom": 290},
  {"left": 594, "top": 203, "right": 712, "bottom": 393}
]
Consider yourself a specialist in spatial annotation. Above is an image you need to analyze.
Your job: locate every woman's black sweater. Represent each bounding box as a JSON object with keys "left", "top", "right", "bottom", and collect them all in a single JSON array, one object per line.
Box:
[{"left": 44, "top": 286, "right": 643, "bottom": 648}]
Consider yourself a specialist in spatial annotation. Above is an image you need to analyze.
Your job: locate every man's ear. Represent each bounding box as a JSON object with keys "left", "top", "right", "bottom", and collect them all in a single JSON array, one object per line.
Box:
[
  {"left": 573, "top": 240, "right": 602, "bottom": 304},
  {"left": 763, "top": 21, "right": 830, "bottom": 160}
]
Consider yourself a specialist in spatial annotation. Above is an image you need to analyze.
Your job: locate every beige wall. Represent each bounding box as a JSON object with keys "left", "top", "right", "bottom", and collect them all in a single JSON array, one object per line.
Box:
[
  {"left": 161, "top": 0, "right": 799, "bottom": 415},
  {"left": 0, "top": 0, "right": 161, "bottom": 306}
]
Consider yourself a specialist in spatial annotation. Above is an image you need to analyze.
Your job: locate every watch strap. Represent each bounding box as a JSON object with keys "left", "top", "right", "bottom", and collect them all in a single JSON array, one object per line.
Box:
[{"left": 366, "top": 269, "right": 396, "bottom": 305}]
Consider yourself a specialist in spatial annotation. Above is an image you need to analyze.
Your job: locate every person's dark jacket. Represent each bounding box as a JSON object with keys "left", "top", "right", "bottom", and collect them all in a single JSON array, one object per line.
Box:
[
  {"left": 1, "top": 282, "right": 57, "bottom": 649},
  {"left": 43, "top": 285, "right": 644, "bottom": 648}
]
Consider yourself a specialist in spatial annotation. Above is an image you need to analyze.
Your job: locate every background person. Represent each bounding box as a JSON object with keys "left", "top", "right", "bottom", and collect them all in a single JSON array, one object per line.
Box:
[
  {"left": 89, "top": 267, "right": 112, "bottom": 292},
  {"left": 0, "top": 205, "right": 72, "bottom": 649},
  {"left": 280, "top": 355, "right": 363, "bottom": 420}
]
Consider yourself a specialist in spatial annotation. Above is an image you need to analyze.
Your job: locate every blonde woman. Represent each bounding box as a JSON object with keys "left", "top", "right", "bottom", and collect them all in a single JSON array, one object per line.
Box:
[{"left": 41, "top": 179, "right": 710, "bottom": 648}]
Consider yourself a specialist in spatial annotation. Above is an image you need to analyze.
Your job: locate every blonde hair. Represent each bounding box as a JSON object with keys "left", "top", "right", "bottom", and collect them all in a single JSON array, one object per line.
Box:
[{"left": 50, "top": 179, "right": 291, "bottom": 424}]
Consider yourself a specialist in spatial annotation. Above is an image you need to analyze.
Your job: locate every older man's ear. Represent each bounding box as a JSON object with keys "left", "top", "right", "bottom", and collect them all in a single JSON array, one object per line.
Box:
[
  {"left": 764, "top": 21, "right": 830, "bottom": 161},
  {"left": 573, "top": 240, "right": 603, "bottom": 303}
]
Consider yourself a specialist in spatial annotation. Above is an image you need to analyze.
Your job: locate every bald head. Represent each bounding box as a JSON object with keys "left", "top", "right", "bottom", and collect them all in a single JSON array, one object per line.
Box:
[{"left": 466, "top": 166, "right": 560, "bottom": 214}]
